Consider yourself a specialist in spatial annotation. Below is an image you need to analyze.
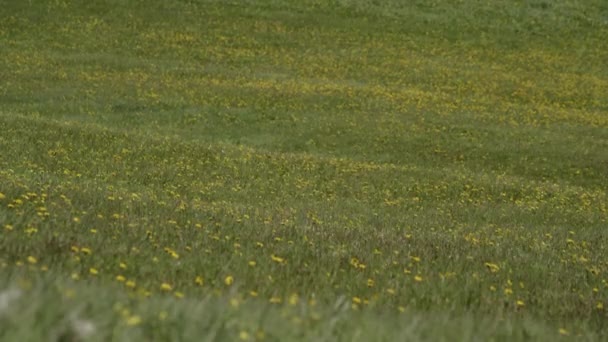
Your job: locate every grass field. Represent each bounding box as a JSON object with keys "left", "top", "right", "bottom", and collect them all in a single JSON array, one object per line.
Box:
[{"left": 1, "top": 0, "right": 608, "bottom": 340}]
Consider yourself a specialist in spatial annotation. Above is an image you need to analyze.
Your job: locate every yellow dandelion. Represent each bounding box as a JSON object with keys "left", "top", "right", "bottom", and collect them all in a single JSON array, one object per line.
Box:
[
  {"left": 224, "top": 275, "right": 234, "bottom": 286},
  {"left": 239, "top": 331, "right": 250, "bottom": 341},
  {"left": 174, "top": 291, "right": 184, "bottom": 298},
  {"left": 0, "top": 192, "right": 5, "bottom": 200},
  {"left": 116, "top": 275, "right": 126, "bottom": 282},
  {"left": 119, "top": 262, "right": 127, "bottom": 269},
  {"left": 195, "top": 276, "right": 204, "bottom": 286},
  {"left": 271, "top": 254, "right": 285, "bottom": 263},
  {"left": 126, "top": 280, "right": 136, "bottom": 288},
  {"left": 27, "top": 256, "right": 37, "bottom": 264},
  {"left": 398, "top": 306, "right": 406, "bottom": 313},
  {"left": 516, "top": 300, "right": 525, "bottom": 307},
  {"left": 367, "top": 278, "right": 375, "bottom": 287},
  {"left": 597, "top": 302, "right": 604, "bottom": 310},
  {"left": 414, "top": 275, "right": 423, "bottom": 282},
  {"left": 89, "top": 268, "right": 98, "bottom": 275},
  {"left": 504, "top": 288, "right": 513, "bottom": 295},
  {"left": 352, "top": 297, "right": 362, "bottom": 304},
  {"left": 484, "top": 262, "right": 500, "bottom": 273},
  {"left": 248, "top": 260, "right": 256, "bottom": 267},
  {"left": 126, "top": 315, "right": 142, "bottom": 326},
  {"left": 558, "top": 328, "right": 569, "bottom": 336},
  {"left": 269, "top": 296, "right": 282, "bottom": 304},
  {"left": 81, "top": 247, "right": 92, "bottom": 255},
  {"left": 160, "top": 283, "right": 172, "bottom": 291}
]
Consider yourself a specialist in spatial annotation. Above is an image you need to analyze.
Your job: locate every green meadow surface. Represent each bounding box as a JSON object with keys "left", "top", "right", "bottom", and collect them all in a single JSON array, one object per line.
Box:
[{"left": 1, "top": 0, "right": 608, "bottom": 340}]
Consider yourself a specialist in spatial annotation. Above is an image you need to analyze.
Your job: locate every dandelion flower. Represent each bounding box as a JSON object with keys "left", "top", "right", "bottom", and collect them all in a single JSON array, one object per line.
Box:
[
  {"left": 126, "top": 315, "right": 142, "bottom": 326},
  {"left": 160, "top": 283, "right": 172, "bottom": 291},
  {"left": 224, "top": 276, "right": 234, "bottom": 286}
]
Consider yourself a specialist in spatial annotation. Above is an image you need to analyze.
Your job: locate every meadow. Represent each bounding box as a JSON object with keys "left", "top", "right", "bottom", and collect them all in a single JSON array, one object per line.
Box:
[{"left": 1, "top": 0, "right": 608, "bottom": 340}]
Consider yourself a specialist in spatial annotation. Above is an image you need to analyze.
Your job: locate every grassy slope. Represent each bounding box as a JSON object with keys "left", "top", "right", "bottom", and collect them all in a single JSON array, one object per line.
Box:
[{"left": 1, "top": 0, "right": 608, "bottom": 340}]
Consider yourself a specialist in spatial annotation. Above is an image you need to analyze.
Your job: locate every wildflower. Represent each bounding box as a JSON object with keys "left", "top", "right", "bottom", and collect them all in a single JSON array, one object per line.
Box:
[
  {"left": 126, "top": 315, "right": 142, "bottom": 326},
  {"left": 174, "top": 291, "right": 184, "bottom": 298},
  {"left": 239, "top": 331, "right": 250, "bottom": 340},
  {"left": 116, "top": 275, "right": 126, "bottom": 282},
  {"left": 559, "top": 328, "right": 569, "bottom": 336},
  {"left": 269, "top": 296, "right": 282, "bottom": 304},
  {"left": 80, "top": 247, "right": 91, "bottom": 255},
  {"left": 160, "top": 283, "right": 172, "bottom": 291},
  {"left": 597, "top": 302, "right": 604, "bottom": 310},
  {"left": 126, "top": 280, "right": 136, "bottom": 288},
  {"left": 484, "top": 262, "right": 500, "bottom": 273},
  {"left": 119, "top": 262, "right": 127, "bottom": 269},
  {"left": 225, "top": 275, "right": 234, "bottom": 286},
  {"left": 414, "top": 275, "right": 423, "bottom": 282},
  {"left": 352, "top": 297, "right": 362, "bottom": 304},
  {"left": 195, "top": 276, "right": 204, "bottom": 286},
  {"left": 271, "top": 254, "right": 285, "bottom": 263},
  {"left": 504, "top": 288, "right": 513, "bottom": 295},
  {"left": 516, "top": 300, "right": 525, "bottom": 307},
  {"left": 89, "top": 268, "right": 98, "bottom": 275},
  {"left": 27, "top": 256, "right": 37, "bottom": 264},
  {"left": 0, "top": 192, "right": 5, "bottom": 200},
  {"left": 248, "top": 261, "right": 256, "bottom": 267},
  {"left": 367, "top": 278, "right": 375, "bottom": 287}
]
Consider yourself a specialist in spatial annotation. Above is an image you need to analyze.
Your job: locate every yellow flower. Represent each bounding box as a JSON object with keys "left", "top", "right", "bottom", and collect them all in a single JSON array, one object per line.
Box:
[
  {"left": 160, "top": 283, "right": 172, "bottom": 291},
  {"left": 27, "top": 256, "right": 37, "bottom": 264},
  {"left": 80, "top": 247, "right": 92, "bottom": 255},
  {"left": 126, "top": 280, "right": 136, "bottom": 288},
  {"left": 116, "top": 275, "right": 126, "bottom": 282},
  {"left": 414, "top": 275, "right": 423, "bottom": 282},
  {"left": 271, "top": 254, "right": 285, "bottom": 263},
  {"left": 516, "top": 300, "right": 525, "bottom": 307},
  {"left": 352, "top": 297, "right": 362, "bottom": 304},
  {"left": 367, "top": 278, "right": 375, "bottom": 287},
  {"left": 126, "top": 315, "right": 142, "bottom": 326},
  {"left": 89, "top": 268, "right": 98, "bottom": 275},
  {"left": 558, "top": 328, "right": 569, "bottom": 336},
  {"left": 174, "top": 291, "right": 184, "bottom": 298},
  {"left": 0, "top": 192, "right": 5, "bottom": 200},
  {"left": 195, "top": 276, "right": 204, "bottom": 286},
  {"left": 269, "top": 296, "right": 282, "bottom": 304},
  {"left": 597, "top": 302, "right": 604, "bottom": 310},
  {"left": 248, "top": 260, "right": 256, "bottom": 267},
  {"left": 239, "top": 331, "right": 250, "bottom": 341},
  {"left": 484, "top": 262, "right": 500, "bottom": 273},
  {"left": 224, "top": 276, "right": 234, "bottom": 286}
]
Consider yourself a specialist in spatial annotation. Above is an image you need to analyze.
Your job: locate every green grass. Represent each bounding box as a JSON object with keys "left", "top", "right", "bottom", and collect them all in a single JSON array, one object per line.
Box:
[{"left": 1, "top": 0, "right": 607, "bottom": 340}]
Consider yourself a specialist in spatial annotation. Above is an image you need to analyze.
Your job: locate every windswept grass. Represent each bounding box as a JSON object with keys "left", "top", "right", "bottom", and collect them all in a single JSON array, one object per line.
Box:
[{"left": 1, "top": 0, "right": 607, "bottom": 340}]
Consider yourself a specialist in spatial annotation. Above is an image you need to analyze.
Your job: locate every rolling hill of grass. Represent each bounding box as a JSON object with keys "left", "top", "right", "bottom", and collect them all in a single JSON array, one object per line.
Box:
[{"left": 1, "top": 0, "right": 607, "bottom": 340}]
